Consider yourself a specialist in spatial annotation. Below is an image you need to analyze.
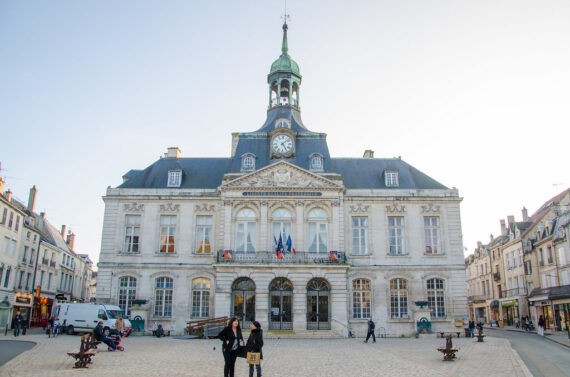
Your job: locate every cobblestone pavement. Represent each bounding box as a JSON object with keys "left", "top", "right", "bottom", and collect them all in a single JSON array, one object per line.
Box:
[{"left": 0, "top": 334, "right": 532, "bottom": 377}]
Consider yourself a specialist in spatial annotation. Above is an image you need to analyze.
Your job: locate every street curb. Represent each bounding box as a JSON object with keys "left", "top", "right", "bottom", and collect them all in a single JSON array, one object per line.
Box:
[
  {"left": 509, "top": 346, "right": 533, "bottom": 377},
  {"left": 544, "top": 336, "right": 570, "bottom": 349}
]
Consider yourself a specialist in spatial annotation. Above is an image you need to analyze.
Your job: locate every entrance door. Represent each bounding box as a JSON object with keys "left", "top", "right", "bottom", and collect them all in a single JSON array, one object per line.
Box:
[
  {"left": 307, "top": 278, "right": 331, "bottom": 330},
  {"left": 269, "top": 278, "right": 293, "bottom": 330},
  {"left": 232, "top": 278, "right": 256, "bottom": 328}
]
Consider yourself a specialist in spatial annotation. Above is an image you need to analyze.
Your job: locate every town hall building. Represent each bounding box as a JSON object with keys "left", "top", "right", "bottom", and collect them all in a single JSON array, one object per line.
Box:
[{"left": 96, "top": 22, "right": 467, "bottom": 336}]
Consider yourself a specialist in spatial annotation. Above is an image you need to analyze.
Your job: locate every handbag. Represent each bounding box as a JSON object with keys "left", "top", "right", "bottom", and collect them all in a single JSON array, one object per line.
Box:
[
  {"left": 236, "top": 345, "right": 247, "bottom": 358},
  {"left": 246, "top": 352, "right": 261, "bottom": 365}
]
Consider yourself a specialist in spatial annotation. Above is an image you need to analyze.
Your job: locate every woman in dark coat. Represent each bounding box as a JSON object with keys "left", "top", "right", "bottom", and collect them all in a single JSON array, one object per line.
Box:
[
  {"left": 218, "top": 317, "right": 244, "bottom": 377},
  {"left": 246, "top": 321, "right": 263, "bottom": 377}
]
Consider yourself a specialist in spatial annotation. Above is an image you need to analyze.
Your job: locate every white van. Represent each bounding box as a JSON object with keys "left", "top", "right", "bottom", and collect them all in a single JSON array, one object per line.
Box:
[{"left": 54, "top": 303, "right": 131, "bottom": 335}]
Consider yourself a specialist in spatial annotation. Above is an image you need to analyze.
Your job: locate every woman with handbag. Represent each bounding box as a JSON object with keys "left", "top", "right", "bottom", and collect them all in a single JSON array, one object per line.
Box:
[
  {"left": 218, "top": 317, "right": 244, "bottom": 377},
  {"left": 246, "top": 321, "right": 263, "bottom": 377}
]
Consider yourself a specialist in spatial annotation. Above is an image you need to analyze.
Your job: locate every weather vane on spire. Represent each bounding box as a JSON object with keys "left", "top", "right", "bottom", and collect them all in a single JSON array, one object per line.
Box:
[{"left": 281, "top": 0, "right": 290, "bottom": 25}]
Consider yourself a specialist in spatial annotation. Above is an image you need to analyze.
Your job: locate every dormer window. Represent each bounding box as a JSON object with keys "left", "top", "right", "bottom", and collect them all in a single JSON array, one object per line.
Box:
[
  {"left": 167, "top": 170, "right": 182, "bottom": 187},
  {"left": 309, "top": 153, "right": 324, "bottom": 172},
  {"left": 241, "top": 153, "right": 256, "bottom": 173},
  {"left": 384, "top": 170, "right": 399, "bottom": 187}
]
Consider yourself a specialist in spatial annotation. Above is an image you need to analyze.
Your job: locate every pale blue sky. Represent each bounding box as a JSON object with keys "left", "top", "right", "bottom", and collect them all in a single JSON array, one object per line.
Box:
[{"left": 1, "top": 0, "right": 569, "bottom": 265}]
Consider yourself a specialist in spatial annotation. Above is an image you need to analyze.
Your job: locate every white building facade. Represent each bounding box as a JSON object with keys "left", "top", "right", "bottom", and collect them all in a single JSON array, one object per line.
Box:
[{"left": 96, "top": 23, "right": 468, "bottom": 336}]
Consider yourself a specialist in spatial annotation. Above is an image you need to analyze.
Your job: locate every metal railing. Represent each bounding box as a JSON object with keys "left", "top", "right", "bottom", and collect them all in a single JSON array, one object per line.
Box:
[
  {"left": 500, "top": 288, "right": 527, "bottom": 298},
  {"left": 49, "top": 261, "right": 56, "bottom": 268},
  {"left": 42, "top": 258, "right": 49, "bottom": 265},
  {"left": 216, "top": 250, "right": 347, "bottom": 265}
]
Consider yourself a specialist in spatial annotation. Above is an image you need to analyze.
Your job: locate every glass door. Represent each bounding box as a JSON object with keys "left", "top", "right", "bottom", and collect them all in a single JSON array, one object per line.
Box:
[{"left": 306, "top": 278, "right": 331, "bottom": 330}]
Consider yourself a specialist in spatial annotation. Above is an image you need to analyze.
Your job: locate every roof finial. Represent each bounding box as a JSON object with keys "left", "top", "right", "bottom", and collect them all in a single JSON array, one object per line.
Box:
[{"left": 281, "top": 1, "right": 290, "bottom": 56}]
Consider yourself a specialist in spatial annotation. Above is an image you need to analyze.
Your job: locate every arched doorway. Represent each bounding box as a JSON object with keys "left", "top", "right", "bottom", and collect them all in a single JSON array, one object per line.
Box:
[
  {"left": 232, "top": 278, "right": 256, "bottom": 327},
  {"left": 269, "top": 278, "right": 293, "bottom": 330},
  {"left": 307, "top": 278, "right": 331, "bottom": 330}
]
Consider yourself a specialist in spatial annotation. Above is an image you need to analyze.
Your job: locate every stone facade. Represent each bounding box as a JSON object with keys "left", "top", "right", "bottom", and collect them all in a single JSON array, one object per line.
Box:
[{"left": 96, "top": 23, "right": 467, "bottom": 336}]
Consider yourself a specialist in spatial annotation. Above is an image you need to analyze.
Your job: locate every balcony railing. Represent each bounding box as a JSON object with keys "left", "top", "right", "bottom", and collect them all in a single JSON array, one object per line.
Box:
[
  {"left": 216, "top": 250, "right": 347, "bottom": 265},
  {"left": 467, "top": 295, "right": 489, "bottom": 302},
  {"left": 500, "top": 287, "right": 527, "bottom": 298},
  {"left": 50, "top": 261, "right": 56, "bottom": 268},
  {"left": 42, "top": 258, "right": 49, "bottom": 265}
]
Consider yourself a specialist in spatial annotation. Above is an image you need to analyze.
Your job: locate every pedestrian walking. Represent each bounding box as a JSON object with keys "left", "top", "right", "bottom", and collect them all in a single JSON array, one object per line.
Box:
[
  {"left": 364, "top": 318, "right": 376, "bottom": 343},
  {"left": 246, "top": 320, "right": 263, "bottom": 377},
  {"left": 469, "top": 320, "right": 475, "bottom": 338},
  {"left": 538, "top": 315, "right": 545, "bottom": 336},
  {"left": 13, "top": 311, "right": 23, "bottom": 337},
  {"left": 218, "top": 317, "right": 244, "bottom": 377}
]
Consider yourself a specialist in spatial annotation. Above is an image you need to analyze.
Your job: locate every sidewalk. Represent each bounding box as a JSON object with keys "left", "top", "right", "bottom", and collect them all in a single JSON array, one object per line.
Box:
[{"left": 487, "top": 324, "right": 570, "bottom": 348}]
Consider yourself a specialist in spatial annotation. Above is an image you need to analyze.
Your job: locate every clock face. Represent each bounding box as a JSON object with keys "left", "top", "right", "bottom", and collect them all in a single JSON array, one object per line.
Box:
[{"left": 272, "top": 134, "right": 293, "bottom": 154}]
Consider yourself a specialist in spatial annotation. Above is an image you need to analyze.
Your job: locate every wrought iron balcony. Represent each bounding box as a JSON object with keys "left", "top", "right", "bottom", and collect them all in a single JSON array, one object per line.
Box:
[
  {"left": 216, "top": 250, "right": 347, "bottom": 265},
  {"left": 50, "top": 261, "right": 56, "bottom": 268},
  {"left": 42, "top": 258, "right": 49, "bottom": 265},
  {"left": 500, "top": 287, "right": 527, "bottom": 298}
]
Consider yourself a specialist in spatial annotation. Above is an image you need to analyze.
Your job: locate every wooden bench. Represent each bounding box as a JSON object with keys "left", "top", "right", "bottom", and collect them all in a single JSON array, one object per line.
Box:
[
  {"left": 436, "top": 335, "right": 460, "bottom": 361},
  {"left": 186, "top": 316, "right": 229, "bottom": 339},
  {"left": 88, "top": 331, "right": 102, "bottom": 350},
  {"left": 67, "top": 333, "right": 98, "bottom": 368}
]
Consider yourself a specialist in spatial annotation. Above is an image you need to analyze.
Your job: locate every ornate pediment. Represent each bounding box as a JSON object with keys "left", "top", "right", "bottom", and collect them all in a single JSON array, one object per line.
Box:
[{"left": 220, "top": 161, "right": 344, "bottom": 191}]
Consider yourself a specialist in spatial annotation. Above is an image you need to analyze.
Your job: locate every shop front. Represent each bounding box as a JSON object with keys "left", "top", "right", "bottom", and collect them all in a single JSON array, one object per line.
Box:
[
  {"left": 549, "top": 284, "right": 570, "bottom": 334},
  {"left": 473, "top": 302, "right": 488, "bottom": 324},
  {"left": 490, "top": 300, "right": 501, "bottom": 324},
  {"left": 31, "top": 296, "right": 54, "bottom": 327},
  {"left": 12, "top": 292, "right": 33, "bottom": 327},
  {"left": 500, "top": 299, "right": 519, "bottom": 325}
]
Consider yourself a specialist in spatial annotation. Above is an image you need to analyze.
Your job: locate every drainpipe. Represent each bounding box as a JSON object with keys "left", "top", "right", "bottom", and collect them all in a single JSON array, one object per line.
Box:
[{"left": 29, "top": 237, "right": 42, "bottom": 328}]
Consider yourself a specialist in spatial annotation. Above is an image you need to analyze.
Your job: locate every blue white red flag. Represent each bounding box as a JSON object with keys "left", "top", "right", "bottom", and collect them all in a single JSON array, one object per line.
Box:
[{"left": 224, "top": 250, "right": 233, "bottom": 260}]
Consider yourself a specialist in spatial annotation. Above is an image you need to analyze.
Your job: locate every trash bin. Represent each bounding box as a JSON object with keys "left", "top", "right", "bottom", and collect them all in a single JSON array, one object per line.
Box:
[
  {"left": 464, "top": 328, "right": 471, "bottom": 337},
  {"left": 498, "top": 320, "right": 503, "bottom": 328}
]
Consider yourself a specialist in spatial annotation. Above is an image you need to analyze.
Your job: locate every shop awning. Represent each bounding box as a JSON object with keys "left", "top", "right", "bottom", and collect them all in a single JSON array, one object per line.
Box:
[
  {"left": 548, "top": 285, "right": 570, "bottom": 300},
  {"left": 501, "top": 300, "right": 519, "bottom": 307}
]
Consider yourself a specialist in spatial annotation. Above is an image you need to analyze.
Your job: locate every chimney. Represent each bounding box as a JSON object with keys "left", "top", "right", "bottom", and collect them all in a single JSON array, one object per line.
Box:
[
  {"left": 490, "top": 234, "right": 494, "bottom": 242},
  {"left": 521, "top": 207, "right": 529, "bottom": 221},
  {"left": 165, "top": 147, "right": 181, "bottom": 158},
  {"left": 477, "top": 241, "right": 482, "bottom": 248},
  {"left": 363, "top": 150, "right": 374, "bottom": 158},
  {"left": 61, "top": 225, "right": 67, "bottom": 237},
  {"left": 5, "top": 189, "right": 12, "bottom": 202},
  {"left": 507, "top": 215, "right": 515, "bottom": 227},
  {"left": 0, "top": 177, "right": 4, "bottom": 195},
  {"left": 500, "top": 219, "right": 507, "bottom": 235},
  {"left": 231, "top": 133, "right": 239, "bottom": 158},
  {"left": 28, "top": 185, "right": 37, "bottom": 211},
  {"left": 66, "top": 232, "right": 76, "bottom": 251}
]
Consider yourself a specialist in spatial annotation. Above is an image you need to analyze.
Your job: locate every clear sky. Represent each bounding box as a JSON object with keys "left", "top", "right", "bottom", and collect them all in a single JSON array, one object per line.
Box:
[{"left": 1, "top": 0, "right": 569, "bottom": 265}]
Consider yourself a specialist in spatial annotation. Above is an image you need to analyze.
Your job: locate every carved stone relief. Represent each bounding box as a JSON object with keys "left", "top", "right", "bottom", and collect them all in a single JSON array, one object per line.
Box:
[
  {"left": 349, "top": 203, "right": 370, "bottom": 213},
  {"left": 160, "top": 203, "right": 180, "bottom": 212},
  {"left": 124, "top": 203, "right": 144, "bottom": 212},
  {"left": 386, "top": 204, "right": 406, "bottom": 213},
  {"left": 194, "top": 203, "right": 216, "bottom": 212},
  {"left": 421, "top": 204, "right": 441, "bottom": 214}
]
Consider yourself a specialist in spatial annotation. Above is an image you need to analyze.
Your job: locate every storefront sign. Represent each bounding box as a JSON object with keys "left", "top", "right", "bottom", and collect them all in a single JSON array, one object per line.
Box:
[
  {"left": 14, "top": 292, "right": 33, "bottom": 306},
  {"left": 501, "top": 300, "right": 519, "bottom": 307}
]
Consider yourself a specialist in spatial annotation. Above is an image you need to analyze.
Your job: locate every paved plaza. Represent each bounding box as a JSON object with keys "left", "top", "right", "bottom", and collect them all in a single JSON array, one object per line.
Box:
[{"left": 0, "top": 333, "right": 533, "bottom": 377}]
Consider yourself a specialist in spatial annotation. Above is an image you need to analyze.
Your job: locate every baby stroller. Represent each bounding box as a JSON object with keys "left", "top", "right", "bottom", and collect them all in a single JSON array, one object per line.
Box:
[{"left": 108, "top": 327, "right": 131, "bottom": 351}]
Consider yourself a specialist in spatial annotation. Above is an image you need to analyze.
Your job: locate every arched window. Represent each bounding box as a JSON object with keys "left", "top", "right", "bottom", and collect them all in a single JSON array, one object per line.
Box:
[
  {"left": 118, "top": 276, "right": 136, "bottom": 316},
  {"left": 307, "top": 278, "right": 331, "bottom": 330},
  {"left": 154, "top": 277, "right": 173, "bottom": 317},
  {"left": 272, "top": 209, "right": 292, "bottom": 250},
  {"left": 390, "top": 279, "right": 408, "bottom": 318},
  {"left": 307, "top": 209, "right": 327, "bottom": 253},
  {"left": 427, "top": 278, "right": 445, "bottom": 318},
  {"left": 269, "top": 278, "right": 293, "bottom": 330},
  {"left": 291, "top": 82, "right": 299, "bottom": 106},
  {"left": 241, "top": 153, "right": 256, "bottom": 173},
  {"left": 236, "top": 209, "right": 256, "bottom": 253},
  {"left": 232, "top": 278, "right": 256, "bottom": 326},
  {"left": 192, "top": 278, "right": 210, "bottom": 318},
  {"left": 309, "top": 154, "right": 323, "bottom": 172},
  {"left": 280, "top": 79, "right": 290, "bottom": 105},
  {"left": 352, "top": 279, "right": 371, "bottom": 319}
]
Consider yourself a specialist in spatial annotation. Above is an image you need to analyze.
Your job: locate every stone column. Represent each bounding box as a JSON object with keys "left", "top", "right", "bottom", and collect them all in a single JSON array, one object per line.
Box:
[
  {"left": 293, "top": 286, "right": 306, "bottom": 332},
  {"left": 295, "top": 201, "right": 304, "bottom": 252},
  {"left": 332, "top": 200, "right": 340, "bottom": 251},
  {"left": 260, "top": 201, "right": 268, "bottom": 251},
  {"left": 223, "top": 200, "right": 232, "bottom": 250},
  {"left": 256, "top": 291, "right": 269, "bottom": 330}
]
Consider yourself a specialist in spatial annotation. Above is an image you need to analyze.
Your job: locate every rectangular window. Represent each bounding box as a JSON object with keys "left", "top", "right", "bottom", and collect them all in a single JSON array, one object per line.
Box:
[
  {"left": 22, "top": 246, "right": 28, "bottom": 262},
  {"left": 10, "top": 239, "right": 17, "bottom": 256},
  {"left": 547, "top": 246, "right": 553, "bottom": 264},
  {"left": 539, "top": 248, "right": 544, "bottom": 266},
  {"left": 167, "top": 170, "right": 182, "bottom": 187},
  {"left": 390, "top": 279, "right": 408, "bottom": 318},
  {"left": 25, "top": 273, "right": 31, "bottom": 291},
  {"left": 388, "top": 217, "right": 404, "bottom": 255},
  {"left": 0, "top": 208, "right": 6, "bottom": 224},
  {"left": 48, "top": 273, "right": 52, "bottom": 290},
  {"left": 3, "top": 268, "right": 11, "bottom": 288},
  {"left": 191, "top": 278, "right": 210, "bottom": 318},
  {"left": 424, "top": 217, "right": 440, "bottom": 254},
  {"left": 18, "top": 271, "right": 24, "bottom": 289},
  {"left": 195, "top": 216, "right": 213, "bottom": 254},
  {"left": 384, "top": 170, "right": 399, "bottom": 187},
  {"left": 236, "top": 221, "right": 257, "bottom": 253},
  {"left": 307, "top": 222, "right": 327, "bottom": 253},
  {"left": 3, "top": 236, "right": 9, "bottom": 253},
  {"left": 124, "top": 215, "right": 141, "bottom": 253},
  {"left": 159, "top": 215, "right": 176, "bottom": 253},
  {"left": 14, "top": 215, "right": 20, "bottom": 232},
  {"left": 352, "top": 279, "right": 371, "bottom": 319},
  {"left": 352, "top": 217, "right": 368, "bottom": 255},
  {"left": 154, "top": 277, "right": 173, "bottom": 317},
  {"left": 40, "top": 271, "right": 45, "bottom": 287},
  {"left": 8, "top": 212, "right": 13, "bottom": 229},
  {"left": 427, "top": 278, "right": 445, "bottom": 318}
]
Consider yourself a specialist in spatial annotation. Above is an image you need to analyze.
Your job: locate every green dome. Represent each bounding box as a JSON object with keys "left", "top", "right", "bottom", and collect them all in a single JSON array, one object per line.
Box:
[
  {"left": 270, "top": 55, "right": 301, "bottom": 76},
  {"left": 268, "top": 23, "right": 301, "bottom": 77}
]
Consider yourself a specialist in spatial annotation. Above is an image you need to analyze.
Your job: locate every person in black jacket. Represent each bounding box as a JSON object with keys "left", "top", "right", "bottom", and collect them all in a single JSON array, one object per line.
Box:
[
  {"left": 364, "top": 318, "right": 375, "bottom": 343},
  {"left": 94, "top": 321, "right": 117, "bottom": 351},
  {"left": 218, "top": 317, "right": 244, "bottom": 377},
  {"left": 246, "top": 321, "right": 263, "bottom": 377}
]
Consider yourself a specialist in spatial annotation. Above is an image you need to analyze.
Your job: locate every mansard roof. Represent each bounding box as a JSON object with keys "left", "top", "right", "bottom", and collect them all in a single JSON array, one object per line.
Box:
[{"left": 118, "top": 154, "right": 448, "bottom": 190}]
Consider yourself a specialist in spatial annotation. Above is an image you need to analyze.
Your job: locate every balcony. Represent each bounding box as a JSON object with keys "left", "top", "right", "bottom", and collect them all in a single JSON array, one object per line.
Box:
[
  {"left": 50, "top": 261, "right": 56, "bottom": 268},
  {"left": 467, "top": 295, "right": 488, "bottom": 303},
  {"left": 42, "top": 258, "right": 49, "bottom": 265},
  {"left": 216, "top": 250, "right": 347, "bottom": 265},
  {"left": 500, "top": 287, "right": 527, "bottom": 298}
]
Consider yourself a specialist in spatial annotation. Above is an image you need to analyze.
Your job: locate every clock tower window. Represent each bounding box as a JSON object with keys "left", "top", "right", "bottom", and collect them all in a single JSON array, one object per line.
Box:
[{"left": 241, "top": 153, "right": 256, "bottom": 173}]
